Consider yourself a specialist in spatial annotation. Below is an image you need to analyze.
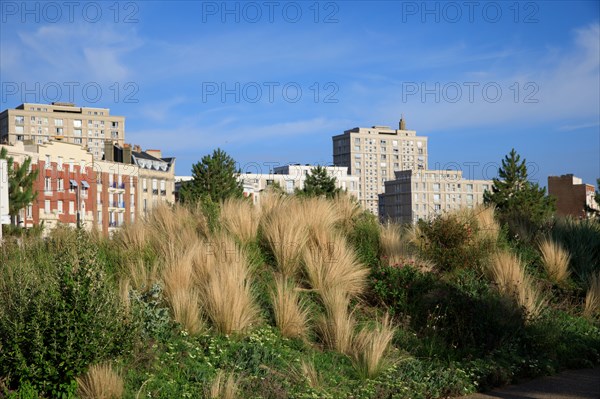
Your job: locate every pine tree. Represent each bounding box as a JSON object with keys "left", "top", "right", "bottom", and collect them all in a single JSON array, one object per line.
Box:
[
  {"left": 0, "top": 147, "right": 39, "bottom": 225},
  {"left": 179, "top": 148, "right": 243, "bottom": 204},
  {"left": 484, "top": 148, "right": 554, "bottom": 227},
  {"left": 298, "top": 165, "right": 340, "bottom": 198}
]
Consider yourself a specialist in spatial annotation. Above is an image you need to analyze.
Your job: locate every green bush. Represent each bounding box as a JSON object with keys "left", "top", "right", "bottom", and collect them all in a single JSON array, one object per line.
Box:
[
  {"left": 418, "top": 214, "right": 489, "bottom": 272},
  {"left": 0, "top": 229, "right": 132, "bottom": 396},
  {"left": 348, "top": 211, "right": 380, "bottom": 267}
]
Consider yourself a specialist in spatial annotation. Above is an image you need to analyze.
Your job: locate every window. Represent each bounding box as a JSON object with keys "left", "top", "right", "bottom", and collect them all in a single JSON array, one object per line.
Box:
[
  {"left": 74, "top": 129, "right": 82, "bottom": 136},
  {"left": 392, "top": 140, "right": 398, "bottom": 147},
  {"left": 15, "top": 116, "right": 24, "bottom": 124},
  {"left": 433, "top": 183, "right": 440, "bottom": 192},
  {"left": 44, "top": 200, "right": 50, "bottom": 214},
  {"left": 74, "top": 138, "right": 82, "bottom": 144},
  {"left": 58, "top": 179, "right": 64, "bottom": 192},
  {"left": 354, "top": 138, "right": 360, "bottom": 144},
  {"left": 97, "top": 210, "right": 102, "bottom": 224},
  {"left": 111, "top": 121, "right": 119, "bottom": 128},
  {"left": 69, "top": 201, "right": 74, "bottom": 215},
  {"left": 482, "top": 184, "right": 489, "bottom": 191},
  {"left": 142, "top": 178, "right": 147, "bottom": 192},
  {"left": 54, "top": 119, "right": 63, "bottom": 126},
  {"left": 467, "top": 194, "right": 474, "bottom": 203},
  {"left": 74, "top": 120, "right": 82, "bottom": 128},
  {"left": 286, "top": 180, "right": 294, "bottom": 193},
  {"left": 26, "top": 205, "right": 33, "bottom": 218},
  {"left": 467, "top": 184, "right": 473, "bottom": 192},
  {"left": 44, "top": 177, "right": 52, "bottom": 193},
  {"left": 433, "top": 194, "right": 440, "bottom": 202},
  {"left": 45, "top": 154, "right": 51, "bottom": 168},
  {"left": 354, "top": 145, "right": 360, "bottom": 151},
  {"left": 58, "top": 201, "right": 63, "bottom": 214},
  {"left": 57, "top": 156, "right": 63, "bottom": 170},
  {"left": 56, "top": 127, "right": 63, "bottom": 134}
]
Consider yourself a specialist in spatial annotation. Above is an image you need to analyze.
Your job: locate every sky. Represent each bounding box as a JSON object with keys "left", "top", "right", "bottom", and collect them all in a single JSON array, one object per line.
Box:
[{"left": 1, "top": 0, "right": 599, "bottom": 186}]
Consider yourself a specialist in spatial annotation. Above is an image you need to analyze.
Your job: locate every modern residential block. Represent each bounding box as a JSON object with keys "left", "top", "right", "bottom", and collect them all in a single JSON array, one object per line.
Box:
[
  {"left": 548, "top": 174, "right": 599, "bottom": 218},
  {"left": 332, "top": 118, "right": 427, "bottom": 215},
  {"left": 0, "top": 102, "right": 125, "bottom": 159},
  {"left": 379, "top": 169, "right": 492, "bottom": 224}
]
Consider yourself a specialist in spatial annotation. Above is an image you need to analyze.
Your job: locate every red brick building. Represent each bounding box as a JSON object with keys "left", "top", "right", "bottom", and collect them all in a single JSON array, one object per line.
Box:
[{"left": 548, "top": 174, "right": 599, "bottom": 218}]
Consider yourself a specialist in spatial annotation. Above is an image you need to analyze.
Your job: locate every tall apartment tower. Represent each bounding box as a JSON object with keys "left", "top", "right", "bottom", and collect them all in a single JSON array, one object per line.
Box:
[
  {"left": 332, "top": 117, "right": 427, "bottom": 214},
  {"left": 0, "top": 102, "right": 125, "bottom": 159}
]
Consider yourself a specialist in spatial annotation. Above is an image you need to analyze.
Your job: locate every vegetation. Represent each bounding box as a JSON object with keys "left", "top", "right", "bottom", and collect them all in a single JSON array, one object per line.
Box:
[
  {"left": 296, "top": 165, "right": 340, "bottom": 198},
  {"left": 484, "top": 149, "right": 555, "bottom": 232},
  {"left": 1, "top": 191, "right": 599, "bottom": 398},
  {"left": 178, "top": 148, "right": 243, "bottom": 204},
  {"left": 0, "top": 147, "right": 38, "bottom": 225}
]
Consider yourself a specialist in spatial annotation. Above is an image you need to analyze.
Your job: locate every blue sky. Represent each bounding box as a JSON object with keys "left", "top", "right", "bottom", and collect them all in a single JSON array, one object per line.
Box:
[{"left": 1, "top": 1, "right": 599, "bottom": 186}]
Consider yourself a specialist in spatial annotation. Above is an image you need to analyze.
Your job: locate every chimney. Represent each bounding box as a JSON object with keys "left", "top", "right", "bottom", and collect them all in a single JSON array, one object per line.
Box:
[
  {"left": 123, "top": 144, "right": 132, "bottom": 164},
  {"left": 146, "top": 149, "right": 162, "bottom": 159},
  {"left": 104, "top": 140, "right": 114, "bottom": 162},
  {"left": 133, "top": 144, "right": 142, "bottom": 153}
]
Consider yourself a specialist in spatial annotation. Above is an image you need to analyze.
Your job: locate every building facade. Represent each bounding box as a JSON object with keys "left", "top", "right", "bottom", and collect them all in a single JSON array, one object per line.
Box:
[
  {"left": 0, "top": 102, "right": 125, "bottom": 159},
  {"left": 332, "top": 118, "right": 428, "bottom": 215},
  {"left": 379, "top": 169, "right": 492, "bottom": 224},
  {"left": 548, "top": 174, "right": 599, "bottom": 218},
  {"left": 131, "top": 147, "right": 176, "bottom": 216}
]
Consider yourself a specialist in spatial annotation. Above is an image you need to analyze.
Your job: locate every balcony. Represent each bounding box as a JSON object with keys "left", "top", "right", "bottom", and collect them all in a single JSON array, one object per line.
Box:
[
  {"left": 160, "top": 190, "right": 166, "bottom": 196},
  {"left": 108, "top": 182, "right": 125, "bottom": 192},
  {"left": 152, "top": 189, "right": 158, "bottom": 195}
]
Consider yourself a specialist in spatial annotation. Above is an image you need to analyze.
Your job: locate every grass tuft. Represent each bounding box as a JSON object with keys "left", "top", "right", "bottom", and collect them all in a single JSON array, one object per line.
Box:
[
  {"left": 538, "top": 238, "right": 571, "bottom": 284},
  {"left": 584, "top": 271, "right": 600, "bottom": 318},
  {"left": 271, "top": 275, "right": 310, "bottom": 339},
  {"left": 351, "top": 314, "right": 396, "bottom": 379},
  {"left": 76, "top": 363, "right": 124, "bottom": 399},
  {"left": 207, "top": 370, "right": 239, "bottom": 399}
]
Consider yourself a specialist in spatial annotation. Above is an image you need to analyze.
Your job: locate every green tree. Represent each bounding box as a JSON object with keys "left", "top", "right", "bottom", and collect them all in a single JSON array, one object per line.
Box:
[
  {"left": 484, "top": 149, "right": 555, "bottom": 228},
  {"left": 178, "top": 148, "right": 243, "bottom": 204},
  {"left": 0, "top": 147, "right": 38, "bottom": 225},
  {"left": 297, "top": 165, "right": 340, "bottom": 198}
]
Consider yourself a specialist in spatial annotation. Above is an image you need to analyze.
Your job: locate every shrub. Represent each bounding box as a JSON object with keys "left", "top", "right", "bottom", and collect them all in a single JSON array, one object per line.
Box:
[
  {"left": 0, "top": 229, "right": 131, "bottom": 396},
  {"left": 76, "top": 363, "right": 124, "bottom": 399},
  {"left": 347, "top": 211, "right": 380, "bottom": 267}
]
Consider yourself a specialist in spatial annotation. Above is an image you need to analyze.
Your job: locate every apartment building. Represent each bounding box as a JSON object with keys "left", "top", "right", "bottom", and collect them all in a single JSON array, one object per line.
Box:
[
  {"left": 332, "top": 118, "right": 427, "bottom": 215},
  {"left": 0, "top": 102, "right": 125, "bottom": 159},
  {"left": 241, "top": 164, "right": 359, "bottom": 204},
  {"left": 1, "top": 141, "right": 139, "bottom": 235},
  {"left": 548, "top": 174, "right": 599, "bottom": 218},
  {"left": 132, "top": 148, "right": 176, "bottom": 216},
  {"left": 379, "top": 169, "right": 492, "bottom": 224}
]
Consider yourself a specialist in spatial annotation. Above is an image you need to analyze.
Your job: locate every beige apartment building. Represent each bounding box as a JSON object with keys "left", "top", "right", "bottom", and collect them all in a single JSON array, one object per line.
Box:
[
  {"left": 0, "top": 102, "right": 125, "bottom": 159},
  {"left": 380, "top": 169, "right": 492, "bottom": 224},
  {"left": 332, "top": 118, "right": 428, "bottom": 215},
  {"left": 131, "top": 148, "right": 176, "bottom": 216}
]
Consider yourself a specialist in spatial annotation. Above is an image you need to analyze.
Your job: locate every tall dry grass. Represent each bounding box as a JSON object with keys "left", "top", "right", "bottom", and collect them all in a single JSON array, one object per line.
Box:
[
  {"left": 488, "top": 250, "right": 546, "bottom": 320},
  {"left": 351, "top": 314, "right": 395, "bottom": 379},
  {"left": 584, "top": 271, "right": 600, "bottom": 318},
  {"left": 318, "top": 289, "right": 356, "bottom": 354},
  {"left": 297, "top": 197, "right": 338, "bottom": 246},
  {"left": 261, "top": 204, "right": 309, "bottom": 277},
  {"left": 220, "top": 198, "right": 259, "bottom": 244},
  {"left": 271, "top": 275, "right": 310, "bottom": 339},
  {"left": 303, "top": 235, "right": 369, "bottom": 298},
  {"left": 538, "top": 238, "right": 571, "bottom": 284},
  {"left": 76, "top": 363, "right": 123, "bottom": 399},
  {"left": 207, "top": 370, "right": 239, "bottom": 399},
  {"left": 257, "top": 191, "right": 288, "bottom": 221},
  {"left": 331, "top": 193, "right": 361, "bottom": 233},
  {"left": 298, "top": 359, "right": 322, "bottom": 390},
  {"left": 199, "top": 234, "right": 260, "bottom": 334},
  {"left": 473, "top": 205, "right": 500, "bottom": 242}
]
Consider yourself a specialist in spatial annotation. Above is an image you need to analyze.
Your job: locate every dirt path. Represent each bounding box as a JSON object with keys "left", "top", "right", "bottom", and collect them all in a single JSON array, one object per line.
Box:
[{"left": 458, "top": 368, "right": 600, "bottom": 399}]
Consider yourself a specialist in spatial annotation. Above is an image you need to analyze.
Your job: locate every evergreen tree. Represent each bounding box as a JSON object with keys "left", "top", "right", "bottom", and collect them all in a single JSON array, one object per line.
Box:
[
  {"left": 484, "top": 149, "right": 555, "bottom": 227},
  {"left": 298, "top": 166, "right": 340, "bottom": 198},
  {"left": 179, "top": 148, "right": 243, "bottom": 204},
  {"left": 0, "top": 147, "right": 38, "bottom": 225}
]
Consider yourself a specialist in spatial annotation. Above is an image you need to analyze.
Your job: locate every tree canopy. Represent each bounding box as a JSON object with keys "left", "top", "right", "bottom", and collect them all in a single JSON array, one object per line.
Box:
[
  {"left": 297, "top": 166, "right": 340, "bottom": 198},
  {"left": 483, "top": 148, "right": 555, "bottom": 227},
  {"left": 0, "top": 147, "right": 38, "bottom": 224},
  {"left": 178, "top": 148, "right": 243, "bottom": 204}
]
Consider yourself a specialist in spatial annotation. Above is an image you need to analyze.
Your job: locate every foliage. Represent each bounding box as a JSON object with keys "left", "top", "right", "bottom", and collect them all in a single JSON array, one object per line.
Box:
[
  {"left": 297, "top": 165, "right": 340, "bottom": 198},
  {"left": 0, "top": 147, "right": 39, "bottom": 221},
  {"left": 178, "top": 148, "right": 243, "bottom": 204},
  {"left": 0, "top": 228, "right": 132, "bottom": 396},
  {"left": 484, "top": 149, "right": 555, "bottom": 229},
  {"left": 347, "top": 211, "right": 380, "bottom": 267}
]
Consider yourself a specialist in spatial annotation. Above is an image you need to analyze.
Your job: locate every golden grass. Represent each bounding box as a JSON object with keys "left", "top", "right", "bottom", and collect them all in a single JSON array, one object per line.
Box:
[
  {"left": 380, "top": 222, "right": 409, "bottom": 259},
  {"left": 220, "top": 198, "right": 259, "bottom": 244},
  {"left": 331, "top": 193, "right": 361, "bottom": 233},
  {"left": 76, "top": 363, "right": 123, "bottom": 399},
  {"left": 351, "top": 314, "right": 395, "bottom": 379},
  {"left": 199, "top": 242, "right": 260, "bottom": 334},
  {"left": 303, "top": 235, "right": 369, "bottom": 298},
  {"left": 318, "top": 289, "right": 356, "bottom": 354},
  {"left": 261, "top": 204, "right": 309, "bottom": 277},
  {"left": 207, "top": 370, "right": 239, "bottom": 399},
  {"left": 169, "top": 289, "right": 203, "bottom": 334},
  {"left": 538, "top": 238, "right": 571, "bottom": 284},
  {"left": 297, "top": 197, "right": 338, "bottom": 246},
  {"left": 299, "top": 359, "right": 322, "bottom": 390},
  {"left": 126, "top": 259, "right": 159, "bottom": 292},
  {"left": 258, "top": 191, "right": 288, "bottom": 221},
  {"left": 271, "top": 275, "right": 310, "bottom": 339},
  {"left": 473, "top": 205, "right": 500, "bottom": 242},
  {"left": 584, "top": 271, "right": 600, "bottom": 318},
  {"left": 488, "top": 250, "right": 546, "bottom": 320}
]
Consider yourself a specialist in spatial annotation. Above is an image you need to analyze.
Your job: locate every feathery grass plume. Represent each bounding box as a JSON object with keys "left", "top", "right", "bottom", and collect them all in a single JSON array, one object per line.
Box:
[
  {"left": 126, "top": 259, "right": 159, "bottom": 292},
  {"left": 117, "top": 220, "right": 147, "bottom": 252},
  {"left": 380, "top": 221, "right": 410, "bottom": 259},
  {"left": 208, "top": 370, "right": 239, "bottom": 399},
  {"left": 76, "top": 363, "right": 124, "bottom": 399},
  {"left": 303, "top": 235, "right": 369, "bottom": 298},
  {"left": 404, "top": 222, "right": 427, "bottom": 250},
  {"left": 299, "top": 359, "right": 322, "bottom": 390},
  {"left": 331, "top": 192, "right": 362, "bottom": 234},
  {"left": 271, "top": 274, "right": 310, "bottom": 339},
  {"left": 298, "top": 197, "right": 338, "bottom": 246},
  {"left": 119, "top": 278, "right": 131, "bottom": 313},
  {"left": 191, "top": 240, "right": 218, "bottom": 284},
  {"left": 351, "top": 314, "right": 396, "bottom": 379},
  {"left": 258, "top": 191, "right": 288, "bottom": 221},
  {"left": 169, "top": 289, "right": 203, "bottom": 334},
  {"left": 199, "top": 235, "right": 260, "bottom": 334},
  {"left": 261, "top": 203, "right": 309, "bottom": 277},
  {"left": 473, "top": 205, "right": 500, "bottom": 242},
  {"left": 584, "top": 271, "right": 600, "bottom": 318},
  {"left": 538, "top": 238, "right": 571, "bottom": 284},
  {"left": 318, "top": 288, "right": 356, "bottom": 354},
  {"left": 220, "top": 197, "right": 259, "bottom": 244},
  {"left": 488, "top": 250, "right": 546, "bottom": 320}
]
